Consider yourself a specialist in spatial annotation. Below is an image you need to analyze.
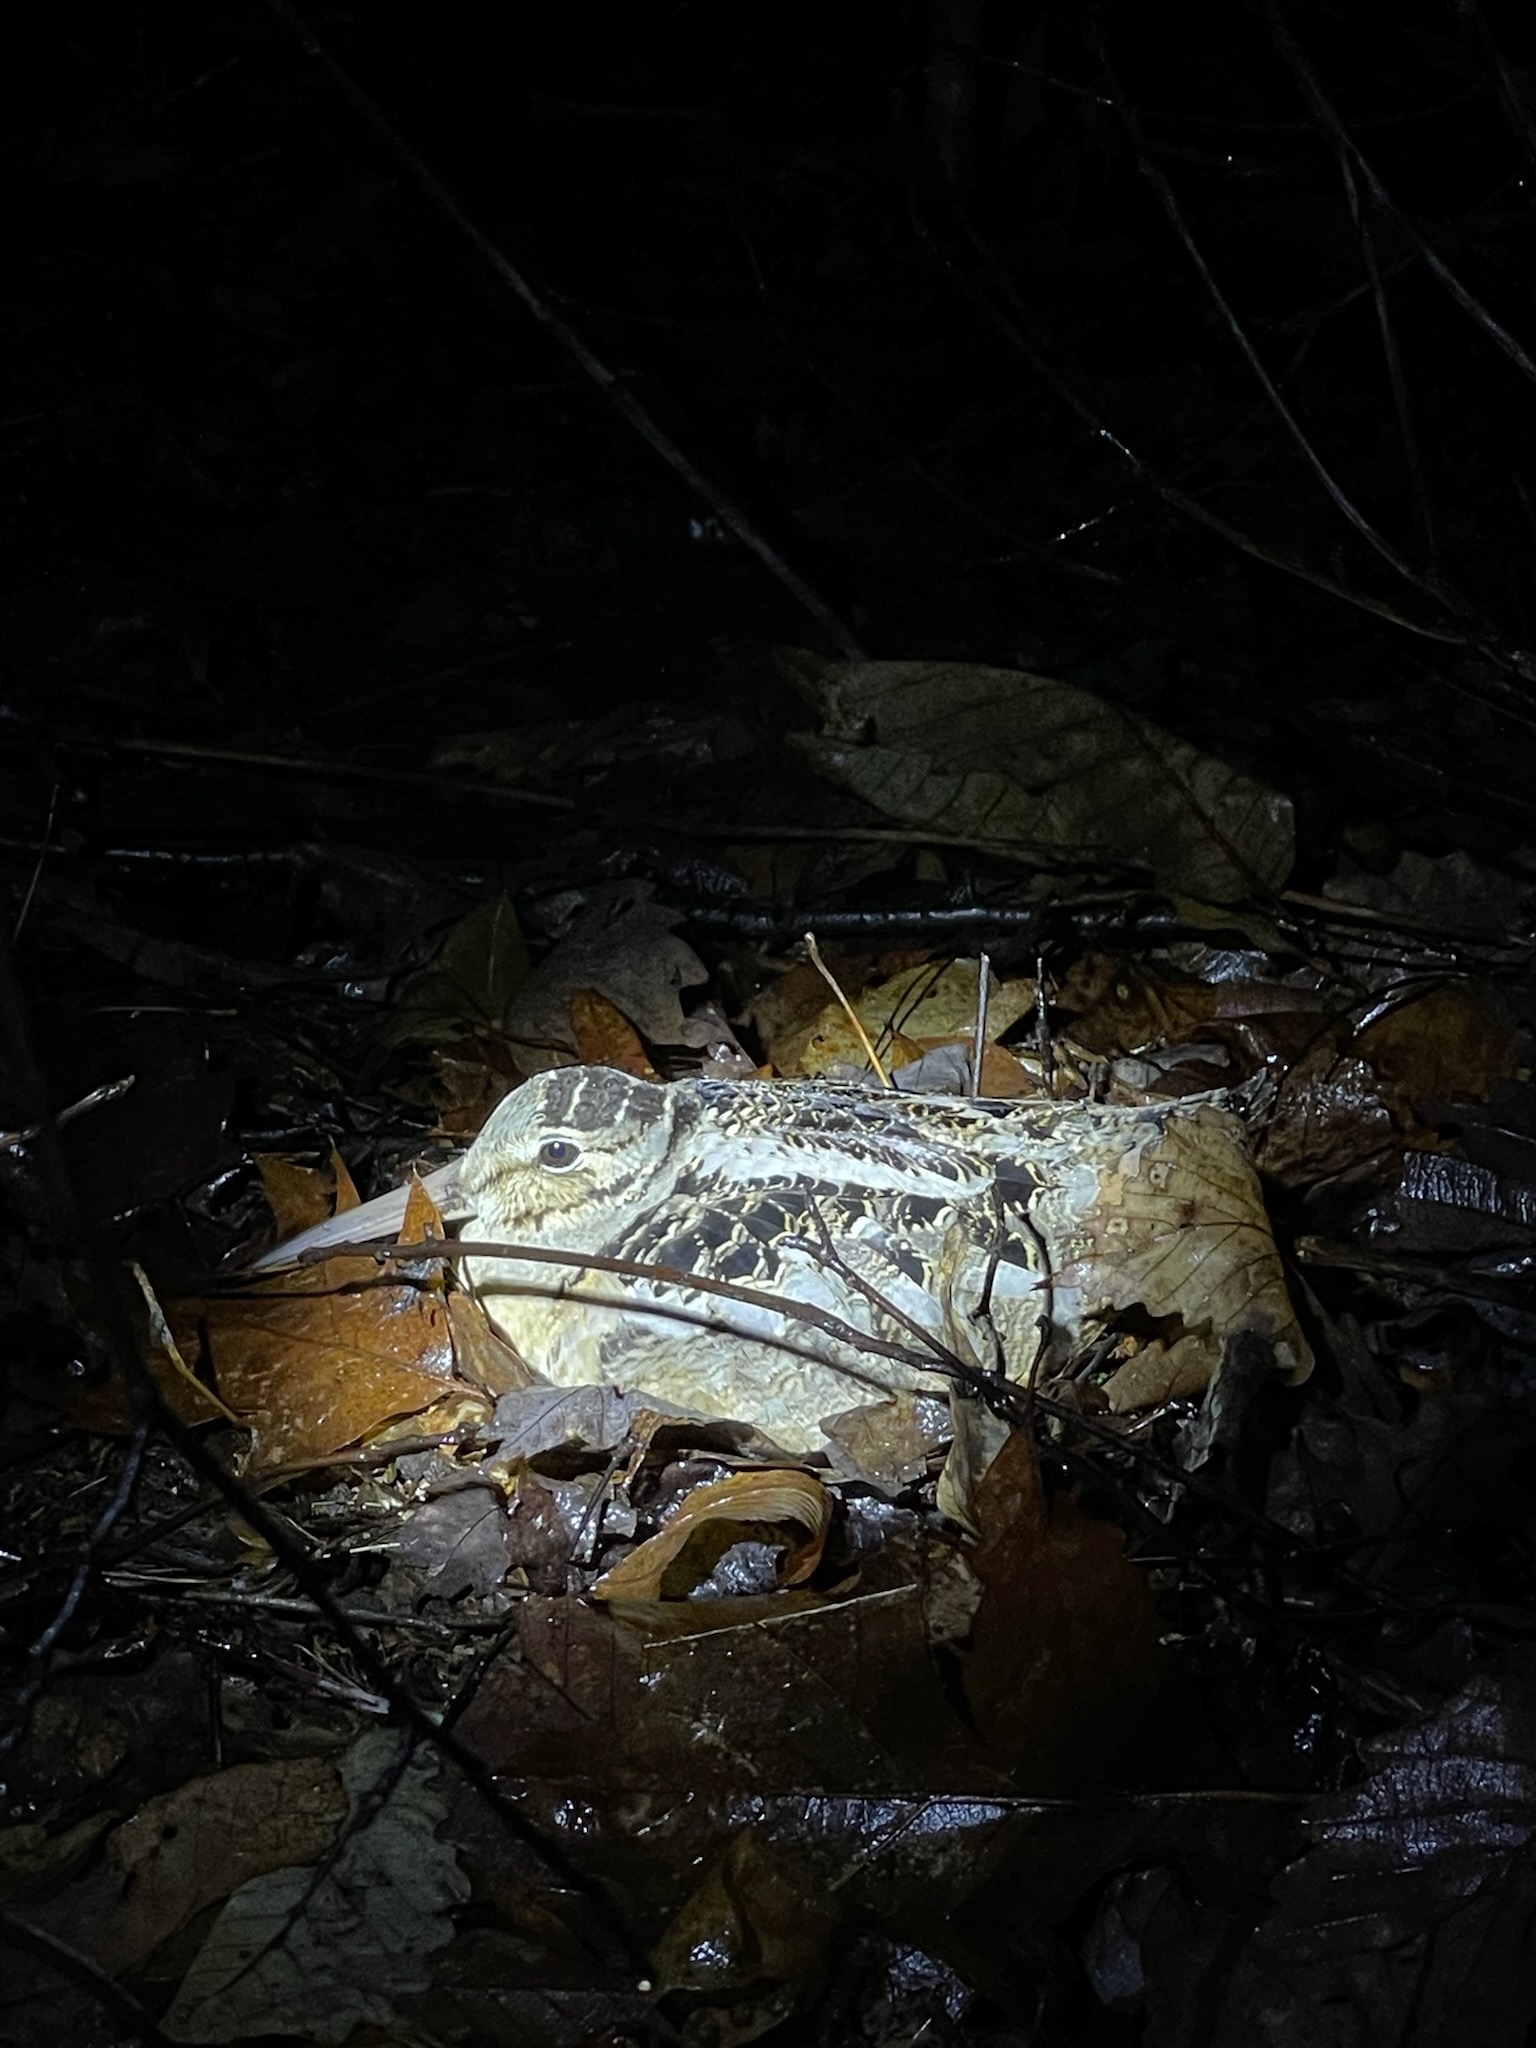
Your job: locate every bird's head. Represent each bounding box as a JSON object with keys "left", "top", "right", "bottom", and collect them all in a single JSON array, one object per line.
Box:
[{"left": 461, "top": 1065, "right": 680, "bottom": 1248}]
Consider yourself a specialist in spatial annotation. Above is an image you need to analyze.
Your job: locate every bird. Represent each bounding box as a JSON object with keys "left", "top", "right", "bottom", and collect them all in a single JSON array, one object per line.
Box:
[{"left": 258, "top": 1066, "right": 1309, "bottom": 1453}]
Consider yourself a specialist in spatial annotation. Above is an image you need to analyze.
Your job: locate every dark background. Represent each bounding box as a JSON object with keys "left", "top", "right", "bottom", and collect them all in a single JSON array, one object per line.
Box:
[{"left": 10, "top": 0, "right": 1536, "bottom": 887}]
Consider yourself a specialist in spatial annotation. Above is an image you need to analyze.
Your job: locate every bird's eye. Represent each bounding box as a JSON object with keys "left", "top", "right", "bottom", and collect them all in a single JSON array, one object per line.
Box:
[{"left": 537, "top": 1138, "right": 581, "bottom": 1171}]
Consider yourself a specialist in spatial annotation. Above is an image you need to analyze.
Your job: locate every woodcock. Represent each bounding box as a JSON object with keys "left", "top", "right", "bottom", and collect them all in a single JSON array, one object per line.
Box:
[{"left": 262, "top": 1065, "right": 1310, "bottom": 1452}]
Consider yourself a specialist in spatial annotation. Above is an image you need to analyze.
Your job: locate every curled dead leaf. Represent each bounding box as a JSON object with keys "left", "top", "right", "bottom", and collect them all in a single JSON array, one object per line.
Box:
[{"left": 592, "top": 1468, "right": 832, "bottom": 1600}]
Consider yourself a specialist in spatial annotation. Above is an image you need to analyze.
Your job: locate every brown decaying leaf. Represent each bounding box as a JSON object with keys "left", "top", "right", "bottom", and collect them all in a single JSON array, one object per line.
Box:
[
  {"left": 592, "top": 1468, "right": 832, "bottom": 1600},
  {"left": 503, "top": 879, "right": 708, "bottom": 1073},
  {"left": 786, "top": 652, "right": 1295, "bottom": 902},
  {"left": 421, "top": 1028, "right": 525, "bottom": 1142},
  {"left": 388, "top": 893, "right": 531, "bottom": 1045},
  {"left": 398, "top": 1168, "right": 447, "bottom": 1261},
  {"left": 254, "top": 1153, "right": 341, "bottom": 1241},
  {"left": 1099, "top": 1331, "right": 1213, "bottom": 1411},
  {"left": 1210, "top": 1665, "right": 1536, "bottom": 2048},
  {"left": 768, "top": 957, "right": 1034, "bottom": 1080},
  {"left": 458, "top": 1560, "right": 995, "bottom": 1797},
  {"left": 328, "top": 1146, "right": 361, "bottom": 1213},
  {"left": 447, "top": 1289, "right": 537, "bottom": 1398},
  {"left": 569, "top": 987, "right": 660, "bottom": 1077},
  {"left": 178, "top": 1274, "right": 461, "bottom": 1474},
  {"left": 393, "top": 1488, "right": 514, "bottom": 1600},
  {"left": 963, "top": 1431, "right": 1223, "bottom": 1791},
  {"left": 651, "top": 1831, "right": 829, "bottom": 2015},
  {"left": 1057, "top": 961, "right": 1524, "bottom": 1187},
  {"left": 174, "top": 1167, "right": 474, "bottom": 1473},
  {"left": 1258, "top": 982, "right": 1524, "bottom": 1186},
  {"left": 819, "top": 1393, "right": 950, "bottom": 1490},
  {"left": 1064, "top": 1099, "right": 1313, "bottom": 1390},
  {"left": 80, "top": 1759, "right": 346, "bottom": 1973}
]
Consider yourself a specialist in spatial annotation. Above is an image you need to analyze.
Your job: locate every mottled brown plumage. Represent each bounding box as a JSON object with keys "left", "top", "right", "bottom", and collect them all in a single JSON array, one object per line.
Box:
[{"left": 457, "top": 1066, "right": 1307, "bottom": 1450}]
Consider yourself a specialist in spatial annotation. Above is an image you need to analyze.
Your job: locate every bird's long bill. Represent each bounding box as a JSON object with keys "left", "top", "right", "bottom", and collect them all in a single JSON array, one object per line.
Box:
[{"left": 247, "top": 1160, "right": 468, "bottom": 1270}]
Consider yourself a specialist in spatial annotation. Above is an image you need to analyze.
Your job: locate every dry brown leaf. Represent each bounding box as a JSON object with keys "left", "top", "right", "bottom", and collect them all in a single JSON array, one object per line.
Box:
[
  {"left": 569, "top": 987, "right": 660, "bottom": 1077},
  {"left": 421, "top": 1030, "right": 526, "bottom": 1142},
  {"left": 746, "top": 954, "right": 873, "bottom": 1071},
  {"left": 1100, "top": 1333, "right": 1214, "bottom": 1412},
  {"left": 820, "top": 1394, "right": 950, "bottom": 1489},
  {"left": 399, "top": 1170, "right": 447, "bottom": 1257},
  {"left": 25, "top": 1758, "right": 349, "bottom": 1983},
  {"left": 389, "top": 893, "right": 531, "bottom": 1045},
  {"left": 1061, "top": 1099, "right": 1312, "bottom": 1391},
  {"left": 329, "top": 1146, "right": 361, "bottom": 1213},
  {"left": 254, "top": 1154, "right": 338, "bottom": 1240},
  {"left": 102, "top": 1759, "right": 346, "bottom": 1970},
  {"left": 910, "top": 1037, "right": 1037, "bottom": 1097},
  {"left": 592, "top": 1468, "right": 832, "bottom": 1600},
  {"left": 503, "top": 880, "right": 707, "bottom": 1072},
  {"left": 787, "top": 652, "right": 1294, "bottom": 901},
  {"left": 774, "top": 958, "right": 1035, "bottom": 1079},
  {"left": 447, "top": 1290, "right": 537, "bottom": 1398}
]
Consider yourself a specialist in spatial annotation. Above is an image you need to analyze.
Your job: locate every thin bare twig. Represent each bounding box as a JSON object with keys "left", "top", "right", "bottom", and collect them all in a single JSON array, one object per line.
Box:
[
  {"left": 1337, "top": 152, "right": 1436, "bottom": 566},
  {"left": 970, "top": 952, "right": 990, "bottom": 1097},
  {"left": 1261, "top": 0, "right": 1536, "bottom": 391},
  {"left": 1092, "top": 21, "right": 1427, "bottom": 592},
  {"left": 265, "top": 0, "right": 866, "bottom": 661},
  {"left": 932, "top": 198, "right": 1479, "bottom": 654},
  {"left": 291, "top": 1234, "right": 939, "bottom": 1385},
  {"left": 0, "top": 1911, "right": 177, "bottom": 2048},
  {"left": 804, "top": 930, "right": 892, "bottom": 1085},
  {"left": 12, "top": 778, "right": 58, "bottom": 941}
]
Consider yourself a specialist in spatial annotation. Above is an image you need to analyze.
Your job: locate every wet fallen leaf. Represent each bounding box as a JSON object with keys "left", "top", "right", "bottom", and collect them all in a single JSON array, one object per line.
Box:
[
  {"left": 894, "top": 1038, "right": 1037, "bottom": 1096},
  {"left": 819, "top": 1394, "right": 950, "bottom": 1490},
  {"left": 178, "top": 1276, "right": 459, "bottom": 1474},
  {"left": 460, "top": 1550, "right": 996, "bottom": 1796},
  {"left": 447, "top": 1289, "right": 537, "bottom": 1398},
  {"left": 651, "top": 1830, "right": 829, "bottom": 2032},
  {"left": 964, "top": 1431, "right": 1222, "bottom": 1791},
  {"left": 394, "top": 1487, "right": 514, "bottom": 1599},
  {"left": 592, "top": 1468, "right": 832, "bottom": 1600},
  {"left": 398, "top": 1169, "right": 448, "bottom": 1263},
  {"left": 254, "top": 1153, "right": 342, "bottom": 1240},
  {"left": 1258, "top": 982, "right": 1524, "bottom": 1186},
  {"left": 1211, "top": 1664, "right": 1536, "bottom": 2048},
  {"left": 328, "top": 1146, "right": 361, "bottom": 1213},
  {"left": 164, "top": 1731, "right": 467, "bottom": 2044},
  {"left": 182, "top": 1173, "right": 468, "bottom": 1470}
]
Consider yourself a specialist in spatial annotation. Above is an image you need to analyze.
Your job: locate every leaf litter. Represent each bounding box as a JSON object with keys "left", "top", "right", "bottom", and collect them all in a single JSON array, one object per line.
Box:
[
  {"left": 4, "top": 14, "right": 1536, "bottom": 2044},
  {"left": 8, "top": 805, "right": 1533, "bottom": 2046}
]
